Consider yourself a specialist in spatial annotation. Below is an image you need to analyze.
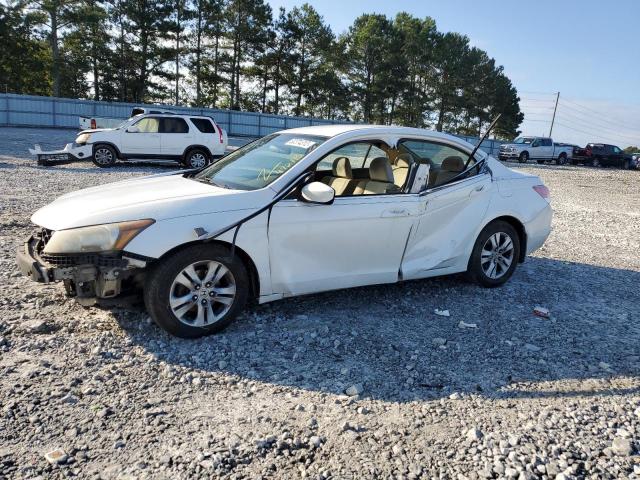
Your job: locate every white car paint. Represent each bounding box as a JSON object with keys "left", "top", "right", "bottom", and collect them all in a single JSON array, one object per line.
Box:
[
  {"left": 499, "top": 136, "right": 573, "bottom": 163},
  {"left": 32, "top": 114, "right": 228, "bottom": 165},
  {"left": 26, "top": 125, "right": 552, "bottom": 305}
]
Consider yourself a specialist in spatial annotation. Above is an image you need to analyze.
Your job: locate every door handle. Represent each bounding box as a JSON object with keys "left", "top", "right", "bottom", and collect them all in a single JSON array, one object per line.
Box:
[
  {"left": 382, "top": 208, "right": 410, "bottom": 217},
  {"left": 469, "top": 184, "right": 485, "bottom": 196}
]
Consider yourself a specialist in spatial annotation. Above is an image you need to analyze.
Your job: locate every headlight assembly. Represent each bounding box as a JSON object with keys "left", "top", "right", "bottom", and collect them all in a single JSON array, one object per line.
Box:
[
  {"left": 43, "top": 219, "right": 155, "bottom": 254},
  {"left": 75, "top": 133, "right": 92, "bottom": 145}
]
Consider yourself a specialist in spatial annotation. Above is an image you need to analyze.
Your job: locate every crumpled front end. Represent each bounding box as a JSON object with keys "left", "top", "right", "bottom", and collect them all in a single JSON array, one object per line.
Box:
[
  {"left": 16, "top": 228, "right": 149, "bottom": 306},
  {"left": 29, "top": 143, "right": 93, "bottom": 166}
]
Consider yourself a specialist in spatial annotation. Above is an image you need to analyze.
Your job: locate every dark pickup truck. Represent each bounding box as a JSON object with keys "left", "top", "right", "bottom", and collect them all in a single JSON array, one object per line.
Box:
[{"left": 571, "top": 143, "right": 635, "bottom": 169}]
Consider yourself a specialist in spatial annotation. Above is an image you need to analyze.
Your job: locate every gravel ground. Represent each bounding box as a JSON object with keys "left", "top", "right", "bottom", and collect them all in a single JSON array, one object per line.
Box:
[{"left": 1, "top": 127, "right": 640, "bottom": 479}]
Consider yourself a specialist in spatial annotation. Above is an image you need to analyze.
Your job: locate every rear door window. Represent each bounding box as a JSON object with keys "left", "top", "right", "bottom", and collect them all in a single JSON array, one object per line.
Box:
[
  {"left": 160, "top": 117, "right": 189, "bottom": 134},
  {"left": 191, "top": 118, "right": 216, "bottom": 133}
]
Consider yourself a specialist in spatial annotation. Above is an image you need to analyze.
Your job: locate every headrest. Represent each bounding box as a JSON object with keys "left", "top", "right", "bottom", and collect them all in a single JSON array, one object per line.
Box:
[
  {"left": 332, "top": 157, "right": 352, "bottom": 178},
  {"left": 394, "top": 153, "right": 412, "bottom": 168},
  {"left": 441, "top": 156, "right": 465, "bottom": 172},
  {"left": 369, "top": 157, "right": 394, "bottom": 183}
]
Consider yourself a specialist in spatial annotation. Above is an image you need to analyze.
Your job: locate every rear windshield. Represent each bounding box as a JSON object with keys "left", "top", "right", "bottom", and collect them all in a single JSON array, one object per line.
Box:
[{"left": 191, "top": 118, "right": 216, "bottom": 133}]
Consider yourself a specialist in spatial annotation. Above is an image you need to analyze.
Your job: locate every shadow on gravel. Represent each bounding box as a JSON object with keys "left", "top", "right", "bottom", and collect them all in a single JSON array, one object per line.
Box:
[{"left": 115, "top": 256, "right": 640, "bottom": 403}]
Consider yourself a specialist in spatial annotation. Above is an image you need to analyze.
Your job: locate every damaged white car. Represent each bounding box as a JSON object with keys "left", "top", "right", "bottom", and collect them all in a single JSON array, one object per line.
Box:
[{"left": 17, "top": 125, "right": 552, "bottom": 338}]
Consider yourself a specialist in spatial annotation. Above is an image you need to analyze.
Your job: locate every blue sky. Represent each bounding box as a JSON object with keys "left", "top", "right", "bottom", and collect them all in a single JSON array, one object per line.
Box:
[{"left": 266, "top": 0, "right": 640, "bottom": 147}]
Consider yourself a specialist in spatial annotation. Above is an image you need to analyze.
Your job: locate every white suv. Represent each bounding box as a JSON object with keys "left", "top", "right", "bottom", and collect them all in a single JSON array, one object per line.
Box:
[{"left": 74, "top": 114, "right": 228, "bottom": 168}]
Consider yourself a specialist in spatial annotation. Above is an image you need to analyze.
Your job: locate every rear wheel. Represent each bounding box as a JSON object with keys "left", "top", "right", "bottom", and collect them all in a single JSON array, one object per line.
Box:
[
  {"left": 466, "top": 221, "right": 520, "bottom": 288},
  {"left": 518, "top": 152, "right": 529, "bottom": 164},
  {"left": 184, "top": 149, "right": 209, "bottom": 169},
  {"left": 144, "top": 244, "right": 249, "bottom": 338},
  {"left": 556, "top": 153, "right": 567, "bottom": 165},
  {"left": 92, "top": 144, "right": 117, "bottom": 168}
]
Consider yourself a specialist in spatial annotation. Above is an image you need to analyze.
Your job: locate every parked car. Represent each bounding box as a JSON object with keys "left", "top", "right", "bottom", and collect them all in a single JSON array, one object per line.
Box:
[
  {"left": 571, "top": 143, "right": 635, "bottom": 169},
  {"left": 79, "top": 107, "right": 174, "bottom": 130},
  {"left": 17, "top": 125, "right": 552, "bottom": 338},
  {"left": 499, "top": 136, "right": 573, "bottom": 165},
  {"left": 30, "top": 113, "right": 228, "bottom": 168}
]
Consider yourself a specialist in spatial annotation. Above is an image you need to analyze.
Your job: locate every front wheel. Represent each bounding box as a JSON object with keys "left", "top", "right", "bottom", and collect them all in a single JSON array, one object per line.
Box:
[
  {"left": 466, "top": 221, "right": 520, "bottom": 288},
  {"left": 623, "top": 159, "right": 630, "bottom": 170},
  {"left": 591, "top": 157, "right": 601, "bottom": 168},
  {"left": 92, "top": 144, "right": 117, "bottom": 168},
  {"left": 144, "top": 244, "right": 249, "bottom": 338},
  {"left": 518, "top": 152, "right": 529, "bottom": 164}
]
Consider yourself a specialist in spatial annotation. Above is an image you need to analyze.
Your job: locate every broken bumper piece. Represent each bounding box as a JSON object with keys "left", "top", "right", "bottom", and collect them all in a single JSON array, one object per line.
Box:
[
  {"left": 16, "top": 233, "right": 150, "bottom": 306},
  {"left": 29, "top": 143, "right": 93, "bottom": 166}
]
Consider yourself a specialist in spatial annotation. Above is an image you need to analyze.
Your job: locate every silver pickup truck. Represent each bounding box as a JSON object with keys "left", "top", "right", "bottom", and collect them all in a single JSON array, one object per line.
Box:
[{"left": 498, "top": 136, "right": 573, "bottom": 165}]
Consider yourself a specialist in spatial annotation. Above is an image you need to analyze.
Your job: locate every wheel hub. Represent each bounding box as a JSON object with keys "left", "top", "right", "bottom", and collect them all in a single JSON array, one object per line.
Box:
[{"left": 169, "top": 260, "right": 236, "bottom": 327}]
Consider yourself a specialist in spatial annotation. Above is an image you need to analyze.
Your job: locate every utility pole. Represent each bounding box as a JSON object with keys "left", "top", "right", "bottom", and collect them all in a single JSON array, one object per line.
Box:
[{"left": 549, "top": 91, "right": 560, "bottom": 137}]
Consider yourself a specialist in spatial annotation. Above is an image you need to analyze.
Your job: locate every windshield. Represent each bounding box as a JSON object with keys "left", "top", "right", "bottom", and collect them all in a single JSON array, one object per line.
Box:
[
  {"left": 194, "top": 133, "right": 327, "bottom": 190},
  {"left": 513, "top": 137, "right": 534, "bottom": 144}
]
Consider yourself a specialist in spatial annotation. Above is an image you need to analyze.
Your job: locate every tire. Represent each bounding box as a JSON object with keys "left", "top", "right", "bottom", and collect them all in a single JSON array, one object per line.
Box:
[
  {"left": 466, "top": 221, "right": 521, "bottom": 288},
  {"left": 184, "top": 149, "right": 210, "bottom": 169},
  {"left": 591, "top": 157, "right": 601, "bottom": 168},
  {"left": 92, "top": 144, "right": 117, "bottom": 168},
  {"left": 623, "top": 159, "right": 630, "bottom": 170},
  {"left": 144, "top": 244, "right": 249, "bottom": 338},
  {"left": 518, "top": 152, "right": 529, "bottom": 164},
  {"left": 556, "top": 153, "right": 567, "bottom": 165}
]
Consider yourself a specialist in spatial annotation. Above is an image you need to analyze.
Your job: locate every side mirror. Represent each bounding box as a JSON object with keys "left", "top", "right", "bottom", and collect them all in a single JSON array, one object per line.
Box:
[
  {"left": 300, "top": 181, "right": 335, "bottom": 205},
  {"left": 126, "top": 126, "right": 139, "bottom": 133}
]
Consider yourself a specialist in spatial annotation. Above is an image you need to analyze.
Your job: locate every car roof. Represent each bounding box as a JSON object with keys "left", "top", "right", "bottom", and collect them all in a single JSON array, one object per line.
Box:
[{"left": 279, "top": 124, "right": 470, "bottom": 144}]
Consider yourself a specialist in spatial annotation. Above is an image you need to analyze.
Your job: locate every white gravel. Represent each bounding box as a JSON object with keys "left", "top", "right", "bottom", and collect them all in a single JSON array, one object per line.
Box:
[{"left": 1, "top": 128, "right": 640, "bottom": 479}]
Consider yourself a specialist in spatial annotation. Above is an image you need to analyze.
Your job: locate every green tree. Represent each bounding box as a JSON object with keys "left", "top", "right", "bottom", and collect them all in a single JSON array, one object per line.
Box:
[{"left": 0, "top": 1, "right": 51, "bottom": 95}]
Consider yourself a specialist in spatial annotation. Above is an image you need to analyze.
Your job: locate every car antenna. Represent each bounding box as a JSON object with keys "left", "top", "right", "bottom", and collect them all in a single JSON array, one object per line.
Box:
[{"left": 465, "top": 114, "right": 501, "bottom": 169}]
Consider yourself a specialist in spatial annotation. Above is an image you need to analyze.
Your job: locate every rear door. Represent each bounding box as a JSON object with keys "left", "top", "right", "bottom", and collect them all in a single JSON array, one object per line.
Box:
[
  {"left": 398, "top": 138, "right": 493, "bottom": 279},
  {"left": 121, "top": 116, "right": 161, "bottom": 156},
  {"left": 160, "top": 117, "right": 194, "bottom": 157},
  {"left": 543, "top": 138, "right": 554, "bottom": 159}
]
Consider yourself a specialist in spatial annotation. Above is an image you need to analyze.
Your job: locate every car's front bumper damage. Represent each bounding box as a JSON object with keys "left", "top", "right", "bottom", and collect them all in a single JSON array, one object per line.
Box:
[
  {"left": 16, "top": 231, "right": 149, "bottom": 306},
  {"left": 29, "top": 143, "right": 93, "bottom": 166}
]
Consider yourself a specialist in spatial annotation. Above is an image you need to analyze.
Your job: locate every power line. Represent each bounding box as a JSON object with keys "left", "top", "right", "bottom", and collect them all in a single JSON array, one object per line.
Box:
[
  {"left": 555, "top": 111, "right": 640, "bottom": 141},
  {"left": 554, "top": 122, "right": 639, "bottom": 145},
  {"left": 560, "top": 97, "right": 640, "bottom": 131}
]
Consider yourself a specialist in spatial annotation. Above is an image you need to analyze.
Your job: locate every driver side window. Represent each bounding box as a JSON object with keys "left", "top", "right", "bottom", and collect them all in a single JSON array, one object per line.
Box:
[{"left": 134, "top": 117, "right": 160, "bottom": 133}]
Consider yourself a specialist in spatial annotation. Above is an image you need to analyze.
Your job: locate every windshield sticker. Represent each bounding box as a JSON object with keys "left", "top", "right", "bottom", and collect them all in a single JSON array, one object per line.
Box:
[{"left": 285, "top": 138, "right": 317, "bottom": 149}]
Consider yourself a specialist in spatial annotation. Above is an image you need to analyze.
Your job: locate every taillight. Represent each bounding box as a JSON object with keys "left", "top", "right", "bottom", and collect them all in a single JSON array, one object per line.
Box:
[
  {"left": 214, "top": 123, "right": 223, "bottom": 144},
  {"left": 533, "top": 185, "right": 550, "bottom": 200},
  {"left": 91, "top": 119, "right": 96, "bottom": 129}
]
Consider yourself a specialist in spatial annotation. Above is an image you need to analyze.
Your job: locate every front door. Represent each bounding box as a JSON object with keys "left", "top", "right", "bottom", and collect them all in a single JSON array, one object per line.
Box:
[
  {"left": 121, "top": 116, "right": 162, "bottom": 156},
  {"left": 268, "top": 194, "right": 421, "bottom": 296}
]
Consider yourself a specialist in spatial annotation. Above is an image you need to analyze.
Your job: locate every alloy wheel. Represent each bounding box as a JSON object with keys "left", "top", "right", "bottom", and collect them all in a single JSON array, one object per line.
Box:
[
  {"left": 480, "top": 232, "right": 515, "bottom": 279},
  {"left": 94, "top": 148, "right": 114, "bottom": 165},
  {"left": 189, "top": 153, "right": 207, "bottom": 168},
  {"left": 169, "top": 260, "right": 236, "bottom": 327}
]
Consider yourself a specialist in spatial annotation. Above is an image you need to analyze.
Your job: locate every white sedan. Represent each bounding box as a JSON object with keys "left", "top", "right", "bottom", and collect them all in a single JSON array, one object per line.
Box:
[{"left": 17, "top": 125, "right": 552, "bottom": 338}]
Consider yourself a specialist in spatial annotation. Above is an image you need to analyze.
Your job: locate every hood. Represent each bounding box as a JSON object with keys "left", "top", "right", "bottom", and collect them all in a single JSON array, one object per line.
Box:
[
  {"left": 79, "top": 128, "right": 116, "bottom": 134},
  {"left": 31, "top": 173, "right": 272, "bottom": 230}
]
